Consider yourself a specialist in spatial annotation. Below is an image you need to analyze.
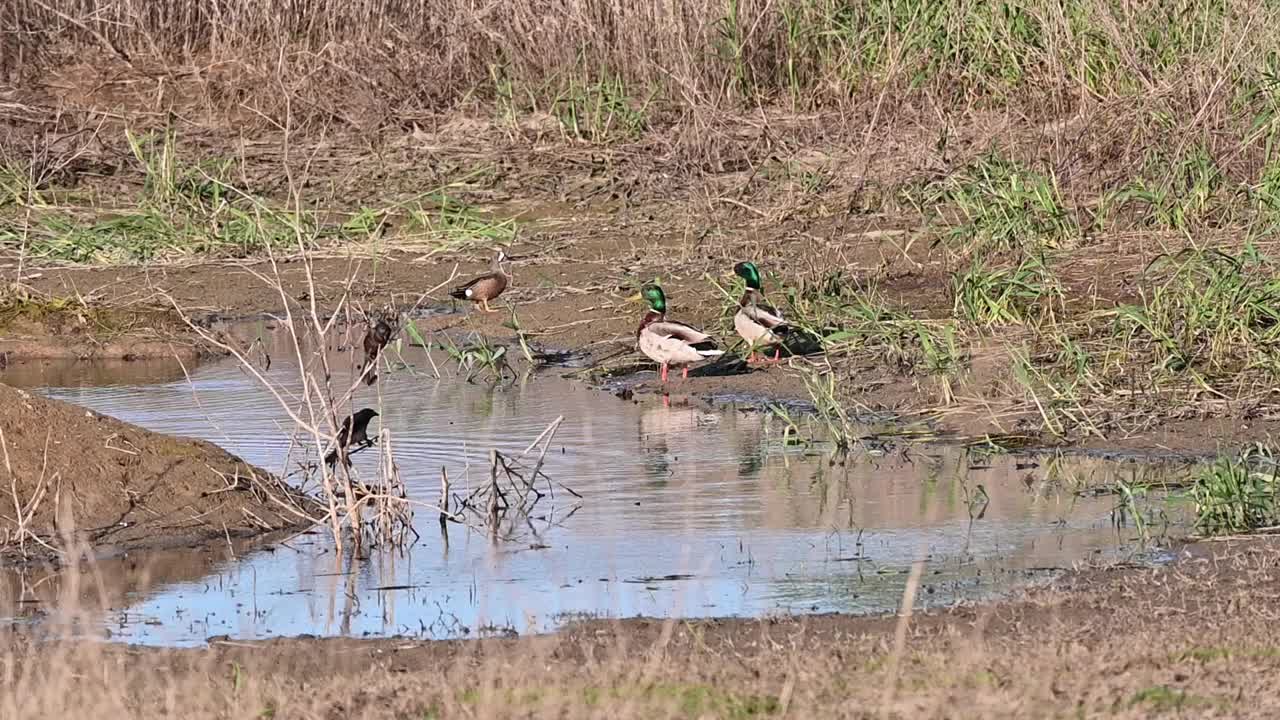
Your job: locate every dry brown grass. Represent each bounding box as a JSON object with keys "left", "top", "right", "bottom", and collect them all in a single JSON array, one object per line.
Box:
[
  {"left": 5, "top": 0, "right": 1280, "bottom": 225},
  {"left": 4, "top": 536, "right": 1280, "bottom": 718},
  {"left": 4, "top": 0, "right": 1279, "bottom": 140}
]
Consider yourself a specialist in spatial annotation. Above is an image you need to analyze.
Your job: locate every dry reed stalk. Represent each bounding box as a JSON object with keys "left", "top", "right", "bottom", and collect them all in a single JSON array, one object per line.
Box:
[
  {"left": 439, "top": 467, "right": 450, "bottom": 528},
  {"left": 0, "top": 426, "right": 62, "bottom": 559},
  {"left": 447, "top": 416, "right": 574, "bottom": 540},
  {"left": 881, "top": 556, "right": 926, "bottom": 714},
  {"left": 165, "top": 242, "right": 415, "bottom": 553},
  {"left": 12, "top": 0, "right": 1273, "bottom": 139},
  {"left": 368, "top": 427, "right": 414, "bottom": 546},
  {"left": 486, "top": 448, "right": 500, "bottom": 536}
]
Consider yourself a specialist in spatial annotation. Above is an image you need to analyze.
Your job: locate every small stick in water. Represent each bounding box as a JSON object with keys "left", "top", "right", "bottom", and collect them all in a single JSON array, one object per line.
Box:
[{"left": 439, "top": 467, "right": 450, "bottom": 529}]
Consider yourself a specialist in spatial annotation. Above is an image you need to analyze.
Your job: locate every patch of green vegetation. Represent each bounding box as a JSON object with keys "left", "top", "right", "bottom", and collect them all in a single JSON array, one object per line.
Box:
[
  {"left": 1176, "top": 645, "right": 1280, "bottom": 662},
  {"left": 406, "top": 193, "right": 517, "bottom": 254},
  {"left": 917, "top": 152, "right": 1077, "bottom": 255},
  {"left": 553, "top": 73, "right": 654, "bottom": 142},
  {"left": 1009, "top": 346, "right": 1103, "bottom": 439},
  {"left": 1128, "top": 685, "right": 1216, "bottom": 712},
  {"left": 0, "top": 130, "right": 516, "bottom": 265},
  {"left": 126, "top": 127, "right": 235, "bottom": 212},
  {"left": 749, "top": 0, "right": 1046, "bottom": 100},
  {"left": 1105, "top": 144, "right": 1231, "bottom": 230},
  {"left": 0, "top": 163, "right": 47, "bottom": 208},
  {"left": 1179, "top": 646, "right": 1234, "bottom": 662},
  {"left": 798, "top": 364, "right": 859, "bottom": 450},
  {"left": 0, "top": 287, "right": 119, "bottom": 334},
  {"left": 759, "top": 158, "right": 835, "bottom": 197},
  {"left": 25, "top": 211, "right": 183, "bottom": 264},
  {"left": 761, "top": 274, "right": 968, "bottom": 424},
  {"left": 660, "top": 683, "right": 780, "bottom": 718},
  {"left": 594, "top": 683, "right": 779, "bottom": 718},
  {"left": 787, "top": 276, "right": 961, "bottom": 371},
  {"left": 5, "top": 201, "right": 319, "bottom": 264},
  {"left": 1191, "top": 444, "right": 1280, "bottom": 535},
  {"left": 432, "top": 332, "right": 515, "bottom": 383},
  {"left": 952, "top": 254, "right": 1059, "bottom": 326},
  {"left": 777, "top": 274, "right": 965, "bottom": 404},
  {"left": 489, "top": 59, "right": 653, "bottom": 142},
  {"left": 0, "top": 128, "right": 329, "bottom": 263},
  {"left": 1113, "top": 246, "right": 1280, "bottom": 375}
]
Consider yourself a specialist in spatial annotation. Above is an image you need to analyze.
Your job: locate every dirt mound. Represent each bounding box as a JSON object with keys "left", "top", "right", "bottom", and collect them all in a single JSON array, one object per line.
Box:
[{"left": 0, "top": 382, "right": 313, "bottom": 562}]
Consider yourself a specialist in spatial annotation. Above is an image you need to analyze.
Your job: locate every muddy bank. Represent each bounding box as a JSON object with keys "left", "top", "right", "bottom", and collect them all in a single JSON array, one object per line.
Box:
[
  {"left": 0, "top": 291, "right": 213, "bottom": 361},
  {"left": 0, "top": 382, "right": 312, "bottom": 563},
  {"left": 14, "top": 252, "right": 1278, "bottom": 457},
  {"left": 4, "top": 93, "right": 1280, "bottom": 455},
  {"left": 4, "top": 535, "right": 1279, "bottom": 718}
]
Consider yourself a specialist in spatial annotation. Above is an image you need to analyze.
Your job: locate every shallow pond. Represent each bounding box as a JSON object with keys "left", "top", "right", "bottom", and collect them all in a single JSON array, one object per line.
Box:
[{"left": 0, "top": 330, "right": 1193, "bottom": 646}]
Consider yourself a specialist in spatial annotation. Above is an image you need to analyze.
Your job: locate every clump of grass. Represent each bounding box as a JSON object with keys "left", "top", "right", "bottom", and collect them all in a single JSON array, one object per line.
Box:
[
  {"left": 9, "top": 201, "right": 317, "bottom": 264},
  {"left": 1104, "top": 144, "right": 1231, "bottom": 230},
  {"left": 952, "top": 254, "right": 1059, "bottom": 326},
  {"left": 0, "top": 163, "right": 47, "bottom": 209},
  {"left": 0, "top": 128, "right": 434, "bottom": 264},
  {"left": 1129, "top": 685, "right": 1216, "bottom": 712},
  {"left": 918, "top": 153, "right": 1077, "bottom": 255},
  {"left": 764, "top": 403, "right": 808, "bottom": 447},
  {"left": 437, "top": 334, "right": 515, "bottom": 382},
  {"left": 1009, "top": 347, "right": 1101, "bottom": 439},
  {"left": 406, "top": 193, "right": 517, "bottom": 255},
  {"left": 22, "top": 211, "right": 183, "bottom": 264},
  {"left": 800, "top": 284, "right": 936, "bottom": 361},
  {"left": 553, "top": 73, "right": 653, "bottom": 142},
  {"left": 798, "top": 364, "right": 857, "bottom": 450},
  {"left": 125, "top": 127, "right": 235, "bottom": 213},
  {"left": 780, "top": 276, "right": 965, "bottom": 402},
  {"left": 1114, "top": 246, "right": 1280, "bottom": 374},
  {"left": 1191, "top": 444, "right": 1280, "bottom": 535},
  {"left": 0, "top": 128, "right": 327, "bottom": 263}
]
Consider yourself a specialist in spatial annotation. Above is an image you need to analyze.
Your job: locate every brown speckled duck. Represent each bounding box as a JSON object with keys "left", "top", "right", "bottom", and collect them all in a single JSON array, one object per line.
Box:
[{"left": 450, "top": 249, "right": 510, "bottom": 313}]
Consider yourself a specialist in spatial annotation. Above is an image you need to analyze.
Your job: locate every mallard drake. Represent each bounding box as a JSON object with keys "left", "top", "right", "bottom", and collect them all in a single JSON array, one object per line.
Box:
[
  {"left": 637, "top": 283, "right": 724, "bottom": 382},
  {"left": 733, "top": 261, "right": 790, "bottom": 362},
  {"left": 449, "top": 249, "right": 510, "bottom": 313}
]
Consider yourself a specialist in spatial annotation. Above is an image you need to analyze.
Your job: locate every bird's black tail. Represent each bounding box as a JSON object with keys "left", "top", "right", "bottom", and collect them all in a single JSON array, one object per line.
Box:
[{"left": 449, "top": 287, "right": 467, "bottom": 300}]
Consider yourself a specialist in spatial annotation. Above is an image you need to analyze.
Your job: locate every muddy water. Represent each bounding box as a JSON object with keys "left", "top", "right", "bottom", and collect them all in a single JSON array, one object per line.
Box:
[{"left": 1, "top": 339, "right": 1193, "bottom": 646}]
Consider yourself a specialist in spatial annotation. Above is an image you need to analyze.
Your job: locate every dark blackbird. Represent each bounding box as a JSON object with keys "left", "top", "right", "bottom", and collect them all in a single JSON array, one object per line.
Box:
[
  {"left": 360, "top": 318, "right": 395, "bottom": 386},
  {"left": 324, "top": 408, "right": 379, "bottom": 467}
]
